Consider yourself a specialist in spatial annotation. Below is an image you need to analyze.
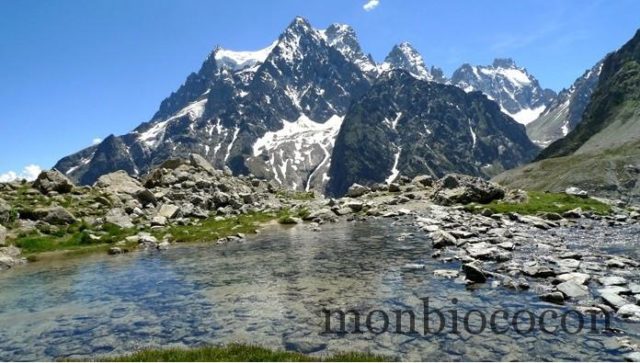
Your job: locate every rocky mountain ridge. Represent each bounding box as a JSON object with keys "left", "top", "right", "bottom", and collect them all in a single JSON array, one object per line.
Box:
[{"left": 54, "top": 16, "right": 553, "bottom": 196}]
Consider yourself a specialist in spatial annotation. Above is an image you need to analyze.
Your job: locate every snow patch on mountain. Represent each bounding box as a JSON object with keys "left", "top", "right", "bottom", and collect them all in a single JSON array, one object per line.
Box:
[
  {"left": 138, "top": 98, "right": 208, "bottom": 148},
  {"left": 503, "top": 105, "right": 546, "bottom": 125},
  {"left": 214, "top": 41, "right": 277, "bottom": 71}
]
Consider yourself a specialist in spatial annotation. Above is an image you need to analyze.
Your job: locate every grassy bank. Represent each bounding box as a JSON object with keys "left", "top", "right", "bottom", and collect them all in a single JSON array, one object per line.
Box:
[
  {"left": 105, "top": 343, "right": 389, "bottom": 362},
  {"left": 11, "top": 211, "right": 284, "bottom": 260},
  {"left": 466, "top": 191, "right": 612, "bottom": 215}
]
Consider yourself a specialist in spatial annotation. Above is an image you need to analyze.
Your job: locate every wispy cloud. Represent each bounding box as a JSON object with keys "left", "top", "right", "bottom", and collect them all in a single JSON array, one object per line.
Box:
[
  {"left": 0, "top": 164, "right": 42, "bottom": 183},
  {"left": 92, "top": 138, "right": 102, "bottom": 145},
  {"left": 363, "top": 0, "right": 380, "bottom": 12}
]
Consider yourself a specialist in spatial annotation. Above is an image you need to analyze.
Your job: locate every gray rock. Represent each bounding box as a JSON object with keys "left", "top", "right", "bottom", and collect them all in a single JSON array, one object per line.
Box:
[
  {"left": 33, "top": 169, "right": 74, "bottom": 194},
  {"left": 599, "top": 276, "right": 628, "bottom": 286},
  {"left": 158, "top": 204, "right": 180, "bottom": 219},
  {"left": 606, "top": 258, "right": 627, "bottom": 268},
  {"left": 151, "top": 216, "right": 167, "bottom": 226},
  {"left": 42, "top": 207, "right": 76, "bottom": 225},
  {"left": 462, "top": 262, "right": 487, "bottom": 283},
  {"left": 625, "top": 352, "right": 640, "bottom": 362},
  {"left": 0, "top": 224, "right": 6, "bottom": 247},
  {"left": 562, "top": 208, "right": 583, "bottom": 219},
  {"left": 618, "top": 304, "right": 640, "bottom": 321},
  {"left": 555, "top": 272, "right": 590, "bottom": 285},
  {"left": 565, "top": 187, "right": 588, "bottom": 198},
  {"left": 431, "top": 230, "right": 457, "bottom": 248},
  {"left": 95, "top": 171, "right": 145, "bottom": 195},
  {"left": 432, "top": 174, "right": 505, "bottom": 206},
  {"left": 557, "top": 280, "right": 589, "bottom": 299},
  {"left": 539, "top": 292, "right": 565, "bottom": 305},
  {"left": 108, "top": 247, "right": 124, "bottom": 255},
  {"left": 433, "top": 269, "right": 459, "bottom": 279},
  {"left": 0, "top": 198, "right": 11, "bottom": 224},
  {"left": 600, "top": 291, "right": 628, "bottom": 309},
  {"left": 388, "top": 183, "right": 401, "bottom": 192},
  {"left": 346, "top": 201, "right": 364, "bottom": 212},
  {"left": 346, "top": 183, "right": 369, "bottom": 198},
  {"left": 412, "top": 175, "right": 434, "bottom": 187},
  {"left": 105, "top": 208, "right": 134, "bottom": 229},
  {"left": 189, "top": 153, "right": 219, "bottom": 176}
]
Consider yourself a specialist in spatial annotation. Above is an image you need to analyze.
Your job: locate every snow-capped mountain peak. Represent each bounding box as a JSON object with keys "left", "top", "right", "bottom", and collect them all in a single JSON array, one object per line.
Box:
[
  {"left": 451, "top": 58, "right": 556, "bottom": 125},
  {"left": 321, "top": 23, "right": 376, "bottom": 75},
  {"left": 381, "top": 42, "right": 432, "bottom": 81},
  {"left": 213, "top": 41, "right": 278, "bottom": 71}
]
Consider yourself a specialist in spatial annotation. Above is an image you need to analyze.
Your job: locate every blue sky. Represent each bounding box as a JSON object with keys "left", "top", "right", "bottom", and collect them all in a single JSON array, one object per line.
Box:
[{"left": 1, "top": 0, "right": 639, "bottom": 180}]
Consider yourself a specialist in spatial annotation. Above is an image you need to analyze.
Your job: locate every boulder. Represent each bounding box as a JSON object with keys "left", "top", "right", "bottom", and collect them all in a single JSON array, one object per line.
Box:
[
  {"left": 388, "top": 183, "right": 401, "bottom": 192},
  {"left": 42, "top": 207, "right": 76, "bottom": 225},
  {"left": 462, "top": 262, "right": 487, "bottom": 283},
  {"left": 411, "top": 175, "right": 435, "bottom": 187},
  {"left": 430, "top": 230, "right": 457, "bottom": 248},
  {"left": 600, "top": 291, "right": 628, "bottom": 309},
  {"left": 0, "top": 224, "right": 6, "bottom": 246},
  {"left": 94, "top": 171, "right": 144, "bottom": 195},
  {"left": 557, "top": 280, "right": 589, "bottom": 299},
  {"left": 618, "top": 304, "right": 640, "bottom": 321},
  {"left": 33, "top": 170, "right": 74, "bottom": 194},
  {"left": 151, "top": 216, "right": 167, "bottom": 226},
  {"left": 539, "top": 292, "right": 565, "bottom": 305},
  {"left": 565, "top": 187, "right": 589, "bottom": 198},
  {"left": 0, "top": 198, "right": 11, "bottom": 224},
  {"left": 189, "top": 153, "right": 220, "bottom": 176},
  {"left": 599, "top": 276, "right": 628, "bottom": 286},
  {"left": 562, "top": 208, "right": 583, "bottom": 219},
  {"left": 432, "top": 174, "right": 505, "bottom": 206},
  {"left": 105, "top": 208, "right": 134, "bottom": 229},
  {"left": 346, "top": 183, "right": 370, "bottom": 198},
  {"left": 157, "top": 204, "right": 180, "bottom": 219},
  {"left": 555, "top": 272, "right": 590, "bottom": 285}
]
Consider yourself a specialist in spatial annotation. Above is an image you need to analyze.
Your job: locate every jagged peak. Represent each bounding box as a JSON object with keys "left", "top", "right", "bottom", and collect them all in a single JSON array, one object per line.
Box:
[
  {"left": 492, "top": 58, "right": 518, "bottom": 69},
  {"left": 382, "top": 42, "right": 431, "bottom": 81},
  {"left": 284, "top": 16, "right": 314, "bottom": 35}
]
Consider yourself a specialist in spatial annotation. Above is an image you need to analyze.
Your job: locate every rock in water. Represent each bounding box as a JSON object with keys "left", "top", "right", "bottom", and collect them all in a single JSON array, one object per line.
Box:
[
  {"left": 462, "top": 262, "right": 487, "bottom": 283},
  {"left": 539, "top": 292, "right": 565, "bottom": 305},
  {"left": 432, "top": 174, "right": 505, "bottom": 205},
  {"left": 557, "top": 280, "right": 589, "bottom": 299},
  {"left": 33, "top": 170, "right": 74, "bottom": 194}
]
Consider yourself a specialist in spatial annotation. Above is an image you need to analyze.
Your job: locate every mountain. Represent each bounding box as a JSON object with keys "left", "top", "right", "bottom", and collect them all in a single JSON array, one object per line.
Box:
[
  {"left": 526, "top": 59, "right": 604, "bottom": 147},
  {"left": 56, "top": 17, "right": 371, "bottom": 190},
  {"left": 55, "top": 16, "right": 540, "bottom": 195},
  {"left": 494, "top": 29, "right": 640, "bottom": 201},
  {"left": 451, "top": 58, "right": 556, "bottom": 125},
  {"left": 379, "top": 42, "right": 446, "bottom": 82},
  {"left": 326, "top": 70, "right": 539, "bottom": 196}
]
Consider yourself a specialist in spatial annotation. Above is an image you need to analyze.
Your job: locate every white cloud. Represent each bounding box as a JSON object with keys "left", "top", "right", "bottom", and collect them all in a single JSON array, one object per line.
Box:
[
  {"left": 92, "top": 138, "right": 102, "bottom": 145},
  {"left": 0, "top": 164, "right": 42, "bottom": 183},
  {"left": 363, "top": 0, "right": 380, "bottom": 11}
]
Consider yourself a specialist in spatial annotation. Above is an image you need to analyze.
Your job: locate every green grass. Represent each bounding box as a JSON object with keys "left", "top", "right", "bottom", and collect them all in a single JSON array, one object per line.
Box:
[
  {"left": 13, "top": 222, "right": 137, "bottom": 255},
  {"left": 104, "top": 343, "right": 389, "bottom": 362},
  {"left": 155, "top": 212, "right": 278, "bottom": 243},
  {"left": 466, "top": 191, "right": 612, "bottom": 215}
]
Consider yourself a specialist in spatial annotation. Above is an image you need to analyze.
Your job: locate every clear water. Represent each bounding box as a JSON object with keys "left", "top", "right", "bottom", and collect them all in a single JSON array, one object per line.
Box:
[{"left": 0, "top": 218, "right": 638, "bottom": 361}]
